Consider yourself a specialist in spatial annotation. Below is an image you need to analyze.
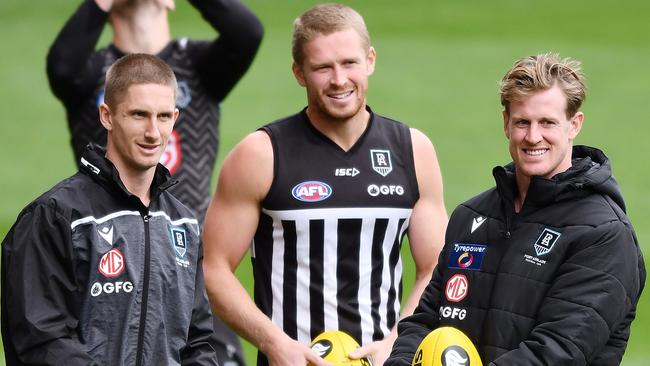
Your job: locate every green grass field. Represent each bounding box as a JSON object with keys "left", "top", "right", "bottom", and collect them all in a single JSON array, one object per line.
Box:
[{"left": 1, "top": 0, "right": 648, "bottom": 364}]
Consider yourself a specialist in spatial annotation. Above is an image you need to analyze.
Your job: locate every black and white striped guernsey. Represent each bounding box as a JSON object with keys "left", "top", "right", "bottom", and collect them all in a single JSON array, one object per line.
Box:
[{"left": 252, "top": 107, "right": 420, "bottom": 356}]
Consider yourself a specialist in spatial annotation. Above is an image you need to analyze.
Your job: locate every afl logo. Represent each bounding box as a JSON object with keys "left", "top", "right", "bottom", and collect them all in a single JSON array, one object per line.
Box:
[
  {"left": 98, "top": 248, "right": 125, "bottom": 277},
  {"left": 291, "top": 181, "right": 332, "bottom": 202}
]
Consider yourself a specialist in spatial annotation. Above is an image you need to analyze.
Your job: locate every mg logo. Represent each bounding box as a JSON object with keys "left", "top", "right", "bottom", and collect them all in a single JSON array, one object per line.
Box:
[
  {"left": 98, "top": 248, "right": 125, "bottom": 277},
  {"left": 445, "top": 274, "right": 468, "bottom": 302}
]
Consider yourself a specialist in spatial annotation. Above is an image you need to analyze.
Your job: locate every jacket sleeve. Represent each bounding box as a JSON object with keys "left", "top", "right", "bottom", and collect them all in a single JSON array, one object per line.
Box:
[
  {"left": 46, "top": 0, "right": 108, "bottom": 105},
  {"left": 489, "top": 220, "right": 645, "bottom": 366},
  {"left": 180, "top": 241, "right": 219, "bottom": 365},
  {"left": 385, "top": 247, "right": 447, "bottom": 366},
  {"left": 187, "top": 0, "right": 264, "bottom": 101},
  {"left": 1, "top": 203, "right": 98, "bottom": 365}
]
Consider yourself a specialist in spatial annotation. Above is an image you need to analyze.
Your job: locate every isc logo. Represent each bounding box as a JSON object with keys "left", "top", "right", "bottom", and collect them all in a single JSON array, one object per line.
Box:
[
  {"left": 292, "top": 181, "right": 333, "bottom": 202},
  {"left": 98, "top": 248, "right": 125, "bottom": 277},
  {"left": 335, "top": 168, "right": 360, "bottom": 177}
]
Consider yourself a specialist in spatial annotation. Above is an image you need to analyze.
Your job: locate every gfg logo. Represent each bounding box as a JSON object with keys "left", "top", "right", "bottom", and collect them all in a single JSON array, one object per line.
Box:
[
  {"left": 439, "top": 306, "right": 467, "bottom": 320},
  {"left": 367, "top": 184, "right": 404, "bottom": 197},
  {"left": 90, "top": 281, "right": 134, "bottom": 297},
  {"left": 292, "top": 181, "right": 333, "bottom": 202}
]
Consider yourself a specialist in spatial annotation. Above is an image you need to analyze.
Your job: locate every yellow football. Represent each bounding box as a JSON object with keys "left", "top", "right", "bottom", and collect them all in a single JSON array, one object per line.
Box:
[
  {"left": 411, "top": 327, "right": 482, "bottom": 366},
  {"left": 309, "top": 330, "right": 372, "bottom": 366}
]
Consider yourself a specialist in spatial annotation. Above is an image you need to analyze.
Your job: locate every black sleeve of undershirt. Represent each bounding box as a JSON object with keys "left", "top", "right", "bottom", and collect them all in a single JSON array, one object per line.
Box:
[
  {"left": 188, "top": 0, "right": 264, "bottom": 101},
  {"left": 46, "top": 0, "right": 108, "bottom": 106}
]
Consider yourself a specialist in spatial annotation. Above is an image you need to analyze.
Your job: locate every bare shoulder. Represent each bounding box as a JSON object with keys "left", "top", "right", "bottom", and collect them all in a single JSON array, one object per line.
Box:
[
  {"left": 218, "top": 130, "right": 274, "bottom": 201},
  {"left": 409, "top": 128, "right": 439, "bottom": 165}
]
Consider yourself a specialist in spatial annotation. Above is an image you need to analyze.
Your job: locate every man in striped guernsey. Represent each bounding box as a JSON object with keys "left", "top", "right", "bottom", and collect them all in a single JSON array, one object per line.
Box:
[{"left": 203, "top": 4, "right": 448, "bottom": 366}]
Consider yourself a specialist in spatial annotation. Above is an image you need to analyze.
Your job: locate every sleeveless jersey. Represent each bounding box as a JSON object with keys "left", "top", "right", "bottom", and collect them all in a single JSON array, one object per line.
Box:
[
  {"left": 66, "top": 39, "right": 220, "bottom": 222},
  {"left": 253, "top": 108, "right": 420, "bottom": 354}
]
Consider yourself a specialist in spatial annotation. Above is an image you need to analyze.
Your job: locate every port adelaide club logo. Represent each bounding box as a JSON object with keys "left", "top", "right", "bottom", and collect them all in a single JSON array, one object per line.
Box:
[
  {"left": 370, "top": 149, "right": 392, "bottom": 177},
  {"left": 170, "top": 226, "right": 191, "bottom": 268},
  {"left": 534, "top": 227, "right": 561, "bottom": 256},
  {"left": 292, "top": 181, "right": 333, "bottom": 202}
]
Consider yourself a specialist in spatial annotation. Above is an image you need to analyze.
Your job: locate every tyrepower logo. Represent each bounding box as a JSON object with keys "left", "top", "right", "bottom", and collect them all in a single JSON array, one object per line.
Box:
[
  {"left": 292, "top": 181, "right": 332, "bottom": 202},
  {"left": 98, "top": 248, "right": 125, "bottom": 277},
  {"left": 90, "top": 281, "right": 134, "bottom": 297},
  {"left": 445, "top": 274, "right": 468, "bottom": 302}
]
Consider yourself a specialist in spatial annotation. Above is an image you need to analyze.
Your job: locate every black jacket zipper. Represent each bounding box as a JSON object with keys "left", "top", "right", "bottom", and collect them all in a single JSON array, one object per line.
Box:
[{"left": 135, "top": 213, "right": 151, "bottom": 366}]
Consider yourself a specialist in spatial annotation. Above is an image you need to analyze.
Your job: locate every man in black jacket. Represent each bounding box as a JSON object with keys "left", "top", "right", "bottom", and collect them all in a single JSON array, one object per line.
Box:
[
  {"left": 386, "top": 53, "right": 645, "bottom": 365},
  {"left": 46, "top": 1, "right": 263, "bottom": 363},
  {"left": 2, "top": 54, "right": 218, "bottom": 365}
]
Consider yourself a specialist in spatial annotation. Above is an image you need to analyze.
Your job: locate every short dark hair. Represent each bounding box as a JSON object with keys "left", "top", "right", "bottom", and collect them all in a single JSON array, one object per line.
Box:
[{"left": 104, "top": 53, "right": 177, "bottom": 109}]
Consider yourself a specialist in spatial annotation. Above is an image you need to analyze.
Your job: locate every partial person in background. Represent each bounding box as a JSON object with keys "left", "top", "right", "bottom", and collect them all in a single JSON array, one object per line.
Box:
[
  {"left": 2, "top": 53, "right": 217, "bottom": 366},
  {"left": 46, "top": 0, "right": 263, "bottom": 364},
  {"left": 386, "top": 53, "right": 646, "bottom": 366},
  {"left": 201, "top": 3, "right": 448, "bottom": 365}
]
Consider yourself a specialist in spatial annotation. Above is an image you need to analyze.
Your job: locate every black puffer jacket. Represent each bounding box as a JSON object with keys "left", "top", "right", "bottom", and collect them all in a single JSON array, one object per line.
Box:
[
  {"left": 387, "top": 145, "right": 645, "bottom": 365},
  {"left": 1, "top": 145, "right": 217, "bottom": 365}
]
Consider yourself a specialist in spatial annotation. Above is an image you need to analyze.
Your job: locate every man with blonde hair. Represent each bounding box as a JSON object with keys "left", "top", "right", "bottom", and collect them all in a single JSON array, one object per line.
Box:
[
  {"left": 386, "top": 53, "right": 645, "bottom": 365},
  {"left": 2, "top": 54, "right": 218, "bottom": 365},
  {"left": 202, "top": 3, "right": 448, "bottom": 366}
]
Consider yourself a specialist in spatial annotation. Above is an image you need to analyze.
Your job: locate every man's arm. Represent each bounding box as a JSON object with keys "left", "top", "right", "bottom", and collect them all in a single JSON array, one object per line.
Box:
[
  {"left": 180, "top": 242, "right": 219, "bottom": 365},
  {"left": 46, "top": 0, "right": 110, "bottom": 104},
  {"left": 202, "top": 131, "right": 329, "bottom": 366},
  {"left": 351, "top": 128, "right": 448, "bottom": 365},
  {"left": 188, "top": 0, "right": 264, "bottom": 101},
  {"left": 1, "top": 204, "right": 98, "bottom": 365}
]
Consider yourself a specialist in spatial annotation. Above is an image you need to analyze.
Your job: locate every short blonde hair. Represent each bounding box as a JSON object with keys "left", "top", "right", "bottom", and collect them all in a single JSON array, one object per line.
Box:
[
  {"left": 292, "top": 3, "right": 371, "bottom": 66},
  {"left": 500, "top": 52, "right": 586, "bottom": 118}
]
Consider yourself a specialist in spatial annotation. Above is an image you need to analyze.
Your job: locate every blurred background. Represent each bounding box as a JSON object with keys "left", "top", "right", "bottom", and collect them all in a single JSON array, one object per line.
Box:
[{"left": 1, "top": 0, "right": 648, "bottom": 364}]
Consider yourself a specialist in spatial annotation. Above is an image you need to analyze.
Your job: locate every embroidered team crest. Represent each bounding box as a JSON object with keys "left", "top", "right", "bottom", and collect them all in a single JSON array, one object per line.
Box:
[
  {"left": 370, "top": 149, "right": 392, "bottom": 177},
  {"left": 534, "top": 227, "right": 561, "bottom": 256},
  {"left": 176, "top": 80, "right": 192, "bottom": 108},
  {"left": 170, "top": 226, "right": 188, "bottom": 257}
]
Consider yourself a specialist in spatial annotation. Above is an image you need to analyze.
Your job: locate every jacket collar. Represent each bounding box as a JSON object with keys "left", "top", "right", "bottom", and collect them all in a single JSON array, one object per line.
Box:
[
  {"left": 492, "top": 145, "right": 626, "bottom": 212},
  {"left": 79, "top": 143, "right": 177, "bottom": 205}
]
